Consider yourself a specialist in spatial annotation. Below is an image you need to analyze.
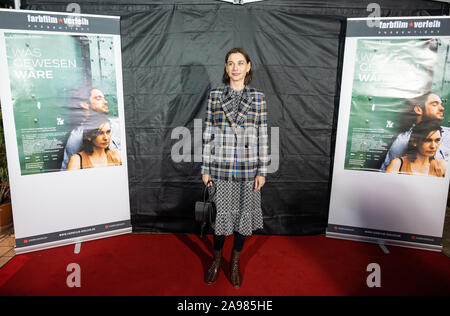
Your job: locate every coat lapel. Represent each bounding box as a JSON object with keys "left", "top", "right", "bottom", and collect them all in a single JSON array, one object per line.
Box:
[{"left": 220, "top": 87, "right": 236, "bottom": 127}]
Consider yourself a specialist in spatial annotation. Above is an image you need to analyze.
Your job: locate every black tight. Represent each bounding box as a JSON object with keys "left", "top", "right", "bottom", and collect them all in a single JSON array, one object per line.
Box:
[{"left": 214, "top": 232, "right": 246, "bottom": 252}]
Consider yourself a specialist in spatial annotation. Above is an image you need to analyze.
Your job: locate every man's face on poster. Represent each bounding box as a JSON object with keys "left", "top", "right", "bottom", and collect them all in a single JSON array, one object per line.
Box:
[
  {"left": 423, "top": 93, "right": 444, "bottom": 121},
  {"left": 89, "top": 89, "right": 109, "bottom": 114}
]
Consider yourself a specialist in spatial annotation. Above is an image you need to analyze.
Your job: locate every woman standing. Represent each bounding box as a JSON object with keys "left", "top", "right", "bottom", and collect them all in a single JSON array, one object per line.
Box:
[{"left": 201, "top": 48, "right": 268, "bottom": 288}]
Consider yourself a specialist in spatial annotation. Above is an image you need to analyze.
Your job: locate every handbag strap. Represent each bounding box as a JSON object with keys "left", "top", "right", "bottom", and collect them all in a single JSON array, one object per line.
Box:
[
  {"left": 203, "top": 180, "right": 216, "bottom": 202},
  {"left": 209, "top": 202, "right": 216, "bottom": 227}
]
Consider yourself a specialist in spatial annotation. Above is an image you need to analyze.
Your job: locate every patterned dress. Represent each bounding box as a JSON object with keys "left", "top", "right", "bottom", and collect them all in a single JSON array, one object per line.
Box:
[{"left": 209, "top": 87, "right": 264, "bottom": 236}]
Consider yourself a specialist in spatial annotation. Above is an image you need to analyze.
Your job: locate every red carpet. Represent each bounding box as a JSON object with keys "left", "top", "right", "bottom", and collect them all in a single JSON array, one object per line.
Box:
[{"left": 0, "top": 233, "right": 449, "bottom": 296}]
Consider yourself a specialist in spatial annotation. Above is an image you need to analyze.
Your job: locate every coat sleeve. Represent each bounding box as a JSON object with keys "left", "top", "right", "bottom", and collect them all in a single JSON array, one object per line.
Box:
[
  {"left": 201, "top": 91, "right": 214, "bottom": 175},
  {"left": 257, "top": 93, "right": 269, "bottom": 177}
]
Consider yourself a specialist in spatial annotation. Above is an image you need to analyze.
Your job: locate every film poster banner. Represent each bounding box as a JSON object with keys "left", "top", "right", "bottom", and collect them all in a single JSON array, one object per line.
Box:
[
  {"left": 327, "top": 16, "right": 450, "bottom": 251},
  {"left": 0, "top": 9, "right": 131, "bottom": 253}
]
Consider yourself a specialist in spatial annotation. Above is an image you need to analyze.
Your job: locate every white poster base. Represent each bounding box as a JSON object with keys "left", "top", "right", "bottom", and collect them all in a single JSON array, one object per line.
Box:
[
  {"left": 15, "top": 227, "right": 132, "bottom": 255},
  {"left": 326, "top": 231, "right": 442, "bottom": 253}
]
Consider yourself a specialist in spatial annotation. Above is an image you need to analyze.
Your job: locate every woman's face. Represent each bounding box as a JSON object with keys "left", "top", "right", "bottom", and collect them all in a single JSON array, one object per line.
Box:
[
  {"left": 225, "top": 53, "right": 251, "bottom": 85},
  {"left": 417, "top": 130, "right": 441, "bottom": 158},
  {"left": 90, "top": 122, "right": 112, "bottom": 149}
]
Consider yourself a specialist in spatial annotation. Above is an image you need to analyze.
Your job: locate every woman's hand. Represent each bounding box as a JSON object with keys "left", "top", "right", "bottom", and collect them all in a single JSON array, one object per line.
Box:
[
  {"left": 202, "top": 174, "right": 213, "bottom": 187},
  {"left": 254, "top": 176, "right": 266, "bottom": 191}
]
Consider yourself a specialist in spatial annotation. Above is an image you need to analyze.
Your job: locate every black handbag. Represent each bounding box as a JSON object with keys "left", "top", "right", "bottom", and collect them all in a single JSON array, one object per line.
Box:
[{"left": 195, "top": 180, "right": 216, "bottom": 237}]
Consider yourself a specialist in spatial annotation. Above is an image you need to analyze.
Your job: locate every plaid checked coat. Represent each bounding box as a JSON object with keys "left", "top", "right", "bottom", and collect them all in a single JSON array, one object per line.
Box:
[{"left": 201, "top": 86, "right": 269, "bottom": 181}]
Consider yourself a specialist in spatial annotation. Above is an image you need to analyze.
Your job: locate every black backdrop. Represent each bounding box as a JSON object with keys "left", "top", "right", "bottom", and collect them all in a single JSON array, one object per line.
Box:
[{"left": 24, "top": 0, "right": 448, "bottom": 235}]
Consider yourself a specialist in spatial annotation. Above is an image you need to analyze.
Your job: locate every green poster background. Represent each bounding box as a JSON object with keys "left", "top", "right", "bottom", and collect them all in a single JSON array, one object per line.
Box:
[
  {"left": 5, "top": 33, "right": 118, "bottom": 175},
  {"left": 345, "top": 38, "right": 450, "bottom": 171}
]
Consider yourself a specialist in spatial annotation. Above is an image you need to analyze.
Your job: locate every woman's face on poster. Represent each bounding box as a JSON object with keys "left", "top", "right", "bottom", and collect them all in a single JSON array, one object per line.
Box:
[
  {"left": 225, "top": 53, "right": 251, "bottom": 84},
  {"left": 90, "top": 122, "right": 112, "bottom": 149},
  {"left": 417, "top": 130, "right": 441, "bottom": 158}
]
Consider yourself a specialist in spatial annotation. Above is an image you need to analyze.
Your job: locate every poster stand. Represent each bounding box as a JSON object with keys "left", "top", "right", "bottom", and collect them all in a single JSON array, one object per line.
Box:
[
  {"left": 74, "top": 242, "right": 81, "bottom": 254},
  {"left": 327, "top": 16, "right": 450, "bottom": 252},
  {"left": 0, "top": 9, "right": 132, "bottom": 254},
  {"left": 379, "top": 243, "right": 390, "bottom": 255}
]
